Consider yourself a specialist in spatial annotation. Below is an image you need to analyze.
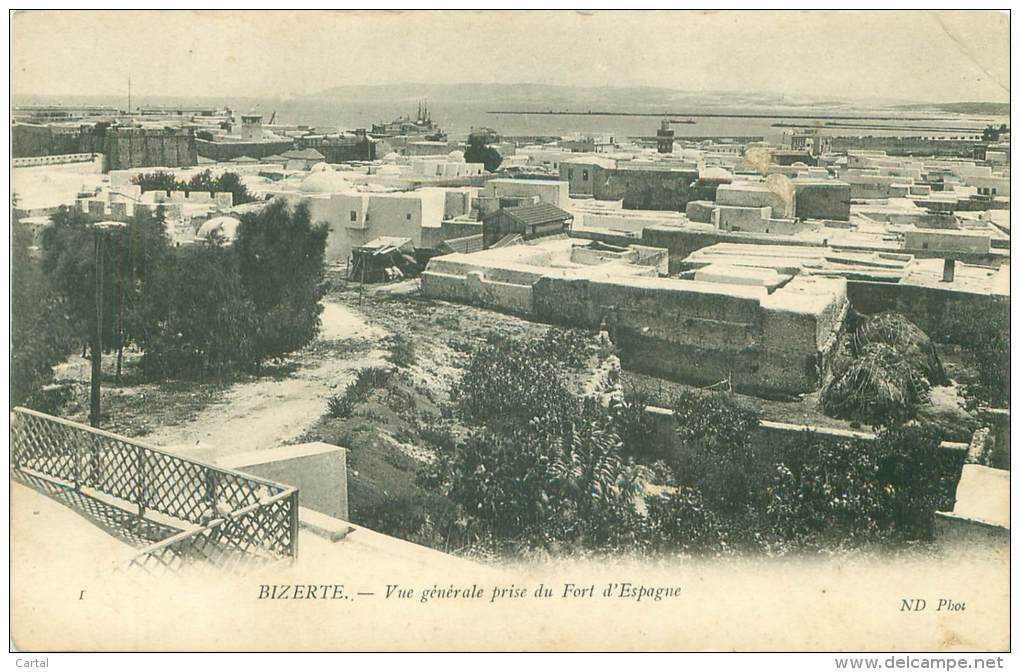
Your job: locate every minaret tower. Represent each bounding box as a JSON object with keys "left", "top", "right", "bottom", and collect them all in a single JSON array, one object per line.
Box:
[{"left": 656, "top": 118, "right": 674, "bottom": 154}]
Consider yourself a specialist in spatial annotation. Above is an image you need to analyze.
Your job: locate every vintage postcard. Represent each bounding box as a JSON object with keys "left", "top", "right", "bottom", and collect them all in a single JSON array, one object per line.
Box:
[{"left": 8, "top": 9, "right": 1012, "bottom": 657}]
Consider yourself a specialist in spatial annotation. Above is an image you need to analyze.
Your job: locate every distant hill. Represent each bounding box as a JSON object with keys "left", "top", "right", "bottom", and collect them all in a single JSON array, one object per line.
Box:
[
  {"left": 306, "top": 82, "right": 811, "bottom": 110},
  {"left": 896, "top": 101, "right": 1009, "bottom": 116}
]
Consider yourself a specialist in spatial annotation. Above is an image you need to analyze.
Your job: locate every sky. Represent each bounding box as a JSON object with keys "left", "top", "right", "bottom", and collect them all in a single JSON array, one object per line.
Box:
[{"left": 10, "top": 10, "right": 1011, "bottom": 103}]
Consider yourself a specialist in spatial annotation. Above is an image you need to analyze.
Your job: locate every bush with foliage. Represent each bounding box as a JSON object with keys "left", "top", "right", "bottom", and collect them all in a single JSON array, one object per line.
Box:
[
  {"left": 941, "top": 307, "right": 1009, "bottom": 409},
  {"left": 452, "top": 333, "right": 577, "bottom": 430},
  {"left": 326, "top": 367, "right": 394, "bottom": 418},
  {"left": 132, "top": 169, "right": 255, "bottom": 205},
  {"left": 10, "top": 204, "right": 77, "bottom": 410},
  {"left": 645, "top": 391, "right": 946, "bottom": 555},
  {"left": 643, "top": 487, "right": 727, "bottom": 554},
  {"left": 464, "top": 137, "right": 503, "bottom": 172},
  {"left": 356, "top": 492, "right": 464, "bottom": 552},
  {"left": 138, "top": 244, "right": 259, "bottom": 379},
  {"left": 234, "top": 200, "right": 328, "bottom": 361},
  {"left": 670, "top": 389, "right": 764, "bottom": 516},
  {"left": 608, "top": 384, "right": 660, "bottom": 456},
  {"left": 384, "top": 333, "right": 417, "bottom": 368},
  {"left": 421, "top": 334, "right": 652, "bottom": 555}
]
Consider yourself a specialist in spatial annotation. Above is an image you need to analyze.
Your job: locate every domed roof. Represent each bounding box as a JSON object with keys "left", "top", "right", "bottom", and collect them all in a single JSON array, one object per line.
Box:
[
  {"left": 300, "top": 170, "right": 351, "bottom": 194},
  {"left": 309, "top": 162, "right": 332, "bottom": 173},
  {"left": 383, "top": 152, "right": 399, "bottom": 162},
  {"left": 376, "top": 164, "right": 401, "bottom": 176},
  {"left": 197, "top": 216, "right": 241, "bottom": 243},
  {"left": 448, "top": 150, "right": 465, "bottom": 160}
]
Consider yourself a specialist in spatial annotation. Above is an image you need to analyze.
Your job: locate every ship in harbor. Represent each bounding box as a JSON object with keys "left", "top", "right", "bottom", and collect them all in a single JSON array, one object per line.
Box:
[{"left": 371, "top": 99, "right": 447, "bottom": 141}]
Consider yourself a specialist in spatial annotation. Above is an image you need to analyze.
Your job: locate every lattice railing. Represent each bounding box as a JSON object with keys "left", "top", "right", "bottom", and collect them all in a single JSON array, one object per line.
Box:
[{"left": 11, "top": 407, "right": 299, "bottom": 574}]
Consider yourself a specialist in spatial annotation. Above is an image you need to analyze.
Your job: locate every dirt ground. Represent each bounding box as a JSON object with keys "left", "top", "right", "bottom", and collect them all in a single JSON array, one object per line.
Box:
[{"left": 54, "top": 299, "right": 390, "bottom": 455}]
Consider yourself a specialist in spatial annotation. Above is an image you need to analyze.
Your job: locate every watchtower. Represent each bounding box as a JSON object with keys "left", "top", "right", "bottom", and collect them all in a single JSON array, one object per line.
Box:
[{"left": 656, "top": 118, "right": 674, "bottom": 154}]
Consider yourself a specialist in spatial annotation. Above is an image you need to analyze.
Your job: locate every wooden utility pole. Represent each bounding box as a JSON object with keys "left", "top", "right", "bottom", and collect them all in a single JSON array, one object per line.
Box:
[
  {"left": 90, "top": 230, "right": 104, "bottom": 427},
  {"left": 90, "top": 221, "right": 127, "bottom": 428}
]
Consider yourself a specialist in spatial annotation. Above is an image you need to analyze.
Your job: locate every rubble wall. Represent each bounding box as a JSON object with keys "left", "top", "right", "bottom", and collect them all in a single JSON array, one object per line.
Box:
[{"left": 846, "top": 280, "right": 1009, "bottom": 346}]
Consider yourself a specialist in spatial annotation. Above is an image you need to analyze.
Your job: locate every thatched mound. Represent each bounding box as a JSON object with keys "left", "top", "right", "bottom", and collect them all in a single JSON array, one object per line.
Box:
[
  {"left": 850, "top": 312, "right": 948, "bottom": 386},
  {"left": 821, "top": 342, "right": 932, "bottom": 427},
  {"left": 822, "top": 312, "right": 947, "bottom": 427}
]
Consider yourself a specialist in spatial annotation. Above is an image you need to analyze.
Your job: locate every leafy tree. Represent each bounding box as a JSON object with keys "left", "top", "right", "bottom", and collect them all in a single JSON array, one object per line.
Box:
[
  {"left": 132, "top": 171, "right": 179, "bottom": 194},
  {"left": 138, "top": 243, "right": 258, "bottom": 380},
  {"left": 670, "top": 390, "right": 764, "bottom": 517},
  {"left": 940, "top": 307, "right": 1009, "bottom": 409},
  {"left": 647, "top": 391, "right": 947, "bottom": 555},
  {"left": 40, "top": 206, "right": 170, "bottom": 379},
  {"left": 233, "top": 200, "right": 328, "bottom": 361},
  {"left": 464, "top": 137, "right": 503, "bottom": 172},
  {"left": 214, "top": 171, "right": 255, "bottom": 205},
  {"left": 422, "top": 334, "right": 651, "bottom": 554},
  {"left": 643, "top": 487, "right": 725, "bottom": 554},
  {"left": 133, "top": 169, "right": 255, "bottom": 205},
  {"left": 186, "top": 169, "right": 217, "bottom": 194},
  {"left": 453, "top": 333, "right": 575, "bottom": 430},
  {"left": 39, "top": 207, "right": 123, "bottom": 359},
  {"left": 117, "top": 208, "right": 171, "bottom": 373},
  {"left": 10, "top": 199, "right": 77, "bottom": 409}
]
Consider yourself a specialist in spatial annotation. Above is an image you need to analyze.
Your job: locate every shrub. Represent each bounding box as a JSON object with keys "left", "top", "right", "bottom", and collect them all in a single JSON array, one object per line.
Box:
[
  {"left": 234, "top": 200, "right": 328, "bottom": 361},
  {"left": 385, "top": 333, "right": 417, "bottom": 368},
  {"left": 670, "top": 390, "right": 764, "bottom": 516},
  {"left": 644, "top": 488, "right": 727, "bottom": 555},
  {"left": 943, "top": 308, "right": 1010, "bottom": 408},
  {"left": 325, "top": 366, "right": 394, "bottom": 418},
  {"left": 426, "top": 332, "right": 652, "bottom": 554},
  {"left": 453, "top": 333, "right": 575, "bottom": 429},
  {"left": 609, "top": 384, "right": 659, "bottom": 455},
  {"left": 532, "top": 328, "right": 597, "bottom": 370},
  {"left": 870, "top": 424, "right": 943, "bottom": 541},
  {"left": 419, "top": 421, "right": 458, "bottom": 452},
  {"left": 764, "top": 432, "right": 886, "bottom": 547},
  {"left": 10, "top": 212, "right": 77, "bottom": 408},
  {"left": 327, "top": 393, "right": 356, "bottom": 419},
  {"left": 139, "top": 244, "right": 259, "bottom": 379}
]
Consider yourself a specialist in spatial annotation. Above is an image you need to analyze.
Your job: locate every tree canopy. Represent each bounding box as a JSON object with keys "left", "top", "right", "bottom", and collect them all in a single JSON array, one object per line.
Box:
[
  {"left": 464, "top": 137, "right": 503, "bottom": 172},
  {"left": 132, "top": 169, "right": 256, "bottom": 205}
]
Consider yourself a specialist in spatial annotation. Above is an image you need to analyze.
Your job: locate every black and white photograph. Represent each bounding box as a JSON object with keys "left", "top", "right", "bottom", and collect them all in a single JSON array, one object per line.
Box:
[{"left": 7, "top": 9, "right": 1013, "bottom": 657}]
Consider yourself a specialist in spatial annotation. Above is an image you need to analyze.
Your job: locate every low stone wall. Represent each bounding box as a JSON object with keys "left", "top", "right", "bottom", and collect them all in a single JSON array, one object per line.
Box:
[
  {"left": 12, "top": 152, "right": 102, "bottom": 169},
  {"left": 219, "top": 442, "right": 349, "bottom": 521},
  {"left": 845, "top": 280, "right": 1009, "bottom": 346},
  {"left": 634, "top": 404, "right": 877, "bottom": 461},
  {"left": 634, "top": 404, "right": 968, "bottom": 511},
  {"left": 421, "top": 268, "right": 534, "bottom": 316}
]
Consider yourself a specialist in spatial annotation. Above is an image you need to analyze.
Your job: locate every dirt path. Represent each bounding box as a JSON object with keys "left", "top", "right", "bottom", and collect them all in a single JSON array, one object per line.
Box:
[{"left": 145, "top": 300, "right": 389, "bottom": 458}]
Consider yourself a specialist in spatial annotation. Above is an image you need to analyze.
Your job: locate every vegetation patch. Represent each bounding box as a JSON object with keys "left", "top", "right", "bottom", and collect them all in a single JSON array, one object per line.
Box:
[{"left": 822, "top": 313, "right": 947, "bottom": 428}]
